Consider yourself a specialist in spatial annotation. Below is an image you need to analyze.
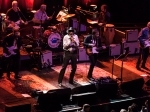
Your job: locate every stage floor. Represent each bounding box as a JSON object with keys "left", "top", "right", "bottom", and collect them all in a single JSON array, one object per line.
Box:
[{"left": 0, "top": 52, "right": 150, "bottom": 111}]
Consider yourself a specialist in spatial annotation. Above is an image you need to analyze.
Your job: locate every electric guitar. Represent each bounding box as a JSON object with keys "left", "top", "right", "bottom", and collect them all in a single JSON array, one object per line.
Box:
[
  {"left": 3, "top": 46, "right": 17, "bottom": 58},
  {"left": 86, "top": 46, "right": 107, "bottom": 55},
  {"left": 8, "top": 19, "right": 32, "bottom": 30},
  {"left": 143, "top": 39, "right": 150, "bottom": 48}
]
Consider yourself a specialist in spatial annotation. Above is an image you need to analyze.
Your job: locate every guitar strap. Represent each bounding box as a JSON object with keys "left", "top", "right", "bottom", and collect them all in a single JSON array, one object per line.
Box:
[{"left": 13, "top": 38, "right": 18, "bottom": 49}]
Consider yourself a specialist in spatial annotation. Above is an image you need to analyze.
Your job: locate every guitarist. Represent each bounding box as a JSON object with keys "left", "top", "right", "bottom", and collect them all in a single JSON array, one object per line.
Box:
[
  {"left": 2, "top": 30, "right": 22, "bottom": 79},
  {"left": 5, "top": 1, "right": 28, "bottom": 32},
  {"left": 83, "top": 29, "right": 103, "bottom": 81},
  {"left": 136, "top": 22, "right": 150, "bottom": 70}
]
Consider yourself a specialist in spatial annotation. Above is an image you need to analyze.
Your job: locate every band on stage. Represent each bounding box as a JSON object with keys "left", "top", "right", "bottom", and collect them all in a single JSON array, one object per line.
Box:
[{"left": 0, "top": 1, "right": 149, "bottom": 85}]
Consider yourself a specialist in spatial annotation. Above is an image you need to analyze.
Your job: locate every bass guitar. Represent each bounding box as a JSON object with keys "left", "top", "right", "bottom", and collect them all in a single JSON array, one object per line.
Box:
[{"left": 3, "top": 46, "right": 17, "bottom": 58}]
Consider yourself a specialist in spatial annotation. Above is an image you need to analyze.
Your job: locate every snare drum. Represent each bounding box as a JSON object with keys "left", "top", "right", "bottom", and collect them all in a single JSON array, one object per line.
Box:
[
  {"left": 32, "top": 26, "right": 42, "bottom": 39},
  {"left": 104, "top": 24, "right": 115, "bottom": 44},
  {"left": 48, "top": 33, "right": 61, "bottom": 48}
]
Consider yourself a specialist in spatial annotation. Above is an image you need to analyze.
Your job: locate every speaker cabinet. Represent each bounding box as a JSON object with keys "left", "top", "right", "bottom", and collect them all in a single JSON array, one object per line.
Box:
[
  {"left": 120, "top": 78, "right": 144, "bottom": 93},
  {"left": 78, "top": 47, "right": 89, "bottom": 61},
  {"left": 72, "top": 84, "right": 96, "bottom": 94},
  {"left": 5, "top": 103, "right": 31, "bottom": 112},
  {"left": 41, "top": 50, "right": 52, "bottom": 68},
  {"left": 126, "top": 30, "right": 138, "bottom": 42},
  {"left": 96, "top": 81, "right": 118, "bottom": 98},
  {"left": 48, "top": 88, "right": 72, "bottom": 105}
]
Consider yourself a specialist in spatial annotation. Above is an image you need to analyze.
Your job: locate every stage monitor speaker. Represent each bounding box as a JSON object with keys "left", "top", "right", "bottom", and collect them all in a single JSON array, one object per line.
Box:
[
  {"left": 5, "top": 103, "right": 31, "bottom": 112},
  {"left": 72, "top": 92, "right": 99, "bottom": 107},
  {"left": 48, "top": 88, "right": 72, "bottom": 105},
  {"left": 37, "top": 91, "right": 62, "bottom": 112},
  {"left": 96, "top": 81, "right": 118, "bottom": 98},
  {"left": 72, "top": 84, "right": 96, "bottom": 94},
  {"left": 120, "top": 78, "right": 144, "bottom": 93}
]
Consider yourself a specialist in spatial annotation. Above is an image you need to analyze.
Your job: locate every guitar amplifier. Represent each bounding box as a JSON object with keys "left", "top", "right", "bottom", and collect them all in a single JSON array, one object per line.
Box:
[
  {"left": 126, "top": 30, "right": 138, "bottom": 42},
  {"left": 78, "top": 47, "right": 89, "bottom": 61},
  {"left": 109, "top": 44, "right": 121, "bottom": 56},
  {"left": 123, "top": 41, "right": 140, "bottom": 54},
  {"left": 41, "top": 50, "right": 52, "bottom": 68}
]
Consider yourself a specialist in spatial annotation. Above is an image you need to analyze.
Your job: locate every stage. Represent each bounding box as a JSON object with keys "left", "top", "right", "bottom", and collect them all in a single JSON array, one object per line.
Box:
[{"left": 0, "top": 51, "right": 150, "bottom": 111}]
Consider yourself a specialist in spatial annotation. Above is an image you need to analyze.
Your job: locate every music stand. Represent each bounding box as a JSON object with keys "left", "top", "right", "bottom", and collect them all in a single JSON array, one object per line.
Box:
[{"left": 112, "top": 50, "right": 130, "bottom": 84}]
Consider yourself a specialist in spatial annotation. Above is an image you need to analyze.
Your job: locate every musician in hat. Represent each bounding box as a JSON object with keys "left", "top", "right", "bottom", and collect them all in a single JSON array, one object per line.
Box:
[
  {"left": 58, "top": 27, "right": 79, "bottom": 86},
  {"left": 136, "top": 22, "right": 150, "bottom": 70}
]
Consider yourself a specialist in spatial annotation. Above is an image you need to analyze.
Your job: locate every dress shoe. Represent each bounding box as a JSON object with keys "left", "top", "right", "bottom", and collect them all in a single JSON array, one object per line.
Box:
[
  {"left": 87, "top": 77, "right": 95, "bottom": 81},
  {"left": 15, "top": 75, "right": 21, "bottom": 79},
  {"left": 58, "top": 83, "right": 62, "bottom": 87},
  {"left": 136, "top": 66, "right": 141, "bottom": 70},
  {"left": 69, "top": 80, "right": 76, "bottom": 85},
  {"left": 141, "top": 66, "right": 149, "bottom": 70}
]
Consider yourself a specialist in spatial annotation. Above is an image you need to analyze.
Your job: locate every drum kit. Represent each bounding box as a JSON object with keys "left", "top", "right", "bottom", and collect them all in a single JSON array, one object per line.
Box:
[{"left": 30, "top": 13, "right": 75, "bottom": 50}]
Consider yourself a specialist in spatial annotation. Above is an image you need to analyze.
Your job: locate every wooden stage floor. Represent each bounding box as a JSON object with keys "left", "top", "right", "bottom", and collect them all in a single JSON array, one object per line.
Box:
[{"left": 0, "top": 48, "right": 150, "bottom": 111}]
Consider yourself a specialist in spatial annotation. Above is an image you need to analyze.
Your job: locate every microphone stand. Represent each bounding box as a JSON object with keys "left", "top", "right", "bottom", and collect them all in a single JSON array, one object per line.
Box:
[
  {"left": 17, "top": 8, "right": 27, "bottom": 22},
  {"left": 115, "top": 50, "right": 130, "bottom": 84}
]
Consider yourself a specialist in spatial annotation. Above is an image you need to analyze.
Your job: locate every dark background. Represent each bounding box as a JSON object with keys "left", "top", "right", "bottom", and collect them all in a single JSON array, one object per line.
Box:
[
  {"left": 1, "top": 0, "right": 150, "bottom": 25},
  {"left": 45, "top": 0, "right": 150, "bottom": 24}
]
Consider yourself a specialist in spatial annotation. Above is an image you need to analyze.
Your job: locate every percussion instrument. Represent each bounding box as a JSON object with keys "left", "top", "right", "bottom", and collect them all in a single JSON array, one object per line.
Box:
[
  {"left": 32, "top": 26, "right": 43, "bottom": 39},
  {"left": 48, "top": 33, "right": 61, "bottom": 48},
  {"left": 104, "top": 24, "right": 115, "bottom": 44}
]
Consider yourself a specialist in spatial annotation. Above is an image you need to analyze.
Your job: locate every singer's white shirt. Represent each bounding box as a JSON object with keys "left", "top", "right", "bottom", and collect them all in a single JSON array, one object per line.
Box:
[
  {"left": 34, "top": 10, "right": 49, "bottom": 21},
  {"left": 63, "top": 34, "right": 79, "bottom": 51}
]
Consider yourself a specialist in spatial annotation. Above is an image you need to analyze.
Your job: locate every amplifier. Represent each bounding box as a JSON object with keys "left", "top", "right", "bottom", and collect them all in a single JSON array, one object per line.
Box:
[
  {"left": 126, "top": 30, "right": 138, "bottom": 42},
  {"left": 123, "top": 41, "right": 140, "bottom": 54},
  {"left": 78, "top": 47, "right": 89, "bottom": 61},
  {"left": 41, "top": 50, "right": 52, "bottom": 68},
  {"left": 109, "top": 44, "right": 121, "bottom": 56}
]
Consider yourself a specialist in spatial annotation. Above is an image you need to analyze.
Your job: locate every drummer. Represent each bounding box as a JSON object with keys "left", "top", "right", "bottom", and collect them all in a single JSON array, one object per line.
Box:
[{"left": 32, "top": 4, "right": 52, "bottom": 29}]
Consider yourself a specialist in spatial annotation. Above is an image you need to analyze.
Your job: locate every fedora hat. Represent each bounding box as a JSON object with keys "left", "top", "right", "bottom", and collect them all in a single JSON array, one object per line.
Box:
[{"left": 66, "top": 27, "right": 76, "bottom": 33}]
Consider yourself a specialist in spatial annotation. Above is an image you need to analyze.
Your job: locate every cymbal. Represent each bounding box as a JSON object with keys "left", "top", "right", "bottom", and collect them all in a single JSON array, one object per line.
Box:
[
  {"left": 31, "top": 10, "right": 37, "bottom": 13},
  {"left": 1, "top": 13, "right": 6, "bottom": 16},
  {"left": 64, "top": 14, "right": 75, "bottom": 18},
  {"left": 87, "top": 19, "right": 98, "bottom": 24}
]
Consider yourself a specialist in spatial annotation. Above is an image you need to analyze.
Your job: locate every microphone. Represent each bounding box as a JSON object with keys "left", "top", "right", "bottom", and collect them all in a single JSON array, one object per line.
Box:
[{"left": 17, "top": 7, "right": 20, "bottom": 11}]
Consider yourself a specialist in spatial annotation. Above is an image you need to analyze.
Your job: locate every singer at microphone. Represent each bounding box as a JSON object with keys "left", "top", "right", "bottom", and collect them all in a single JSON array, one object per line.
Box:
[{"left": 58, "top": 27, "right": 79, "bottom": 86}]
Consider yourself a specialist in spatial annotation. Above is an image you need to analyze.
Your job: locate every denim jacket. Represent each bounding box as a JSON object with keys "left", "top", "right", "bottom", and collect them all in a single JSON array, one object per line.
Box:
[{"left": 138, "top": 27, "right": 149, "bottom": 46}]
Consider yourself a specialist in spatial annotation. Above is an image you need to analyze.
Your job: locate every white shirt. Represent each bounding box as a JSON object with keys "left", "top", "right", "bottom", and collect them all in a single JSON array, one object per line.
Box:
[
  {"left": 63, "top": 34, "right": 79, "bottom": 51},
  {"left": 34, "top": 10, "right": 49, "bottom": 21}
]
